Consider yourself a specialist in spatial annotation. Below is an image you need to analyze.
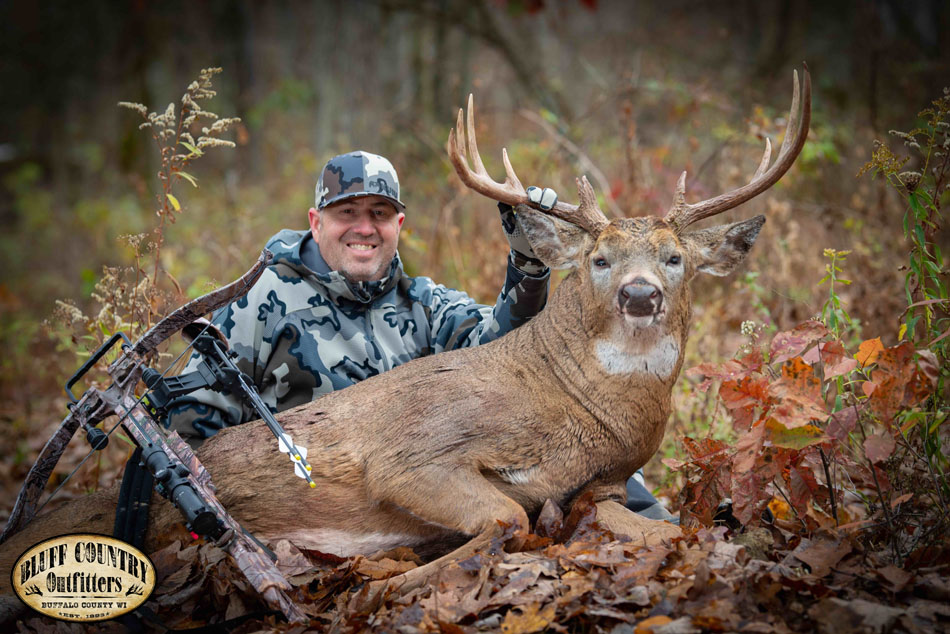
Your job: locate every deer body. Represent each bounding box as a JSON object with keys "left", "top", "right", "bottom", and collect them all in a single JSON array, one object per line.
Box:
[
  {"left": 0, "top": 263, "right": 681, "bottom": 588},
  {"left": 1, "top": 69, "right": 810, "bottom": 605}
]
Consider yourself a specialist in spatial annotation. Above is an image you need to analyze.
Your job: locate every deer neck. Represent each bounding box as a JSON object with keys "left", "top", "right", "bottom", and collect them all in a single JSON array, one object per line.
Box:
[{"left": 508, "top": 274, "right": 689, "bottom": 447}]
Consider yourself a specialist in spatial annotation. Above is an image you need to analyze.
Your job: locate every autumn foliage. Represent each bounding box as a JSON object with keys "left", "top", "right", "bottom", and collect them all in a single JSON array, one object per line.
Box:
[{"left": 672, "top": 321, "right": 942, "bottom": 556}]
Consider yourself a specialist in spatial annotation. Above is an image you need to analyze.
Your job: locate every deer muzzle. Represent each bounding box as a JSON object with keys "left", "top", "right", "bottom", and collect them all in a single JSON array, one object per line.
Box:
[{"left": 618, "top": 279, "right": 663, "bottom": 318}]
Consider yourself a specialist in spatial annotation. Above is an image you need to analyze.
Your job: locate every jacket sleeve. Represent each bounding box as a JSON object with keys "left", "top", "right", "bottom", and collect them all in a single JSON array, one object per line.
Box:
[
  {"left": 164, "top": 270, "right": 283, "bottom": 445},
  {"left": 424, "top": 252, "right": 550, "bottom": 353}
]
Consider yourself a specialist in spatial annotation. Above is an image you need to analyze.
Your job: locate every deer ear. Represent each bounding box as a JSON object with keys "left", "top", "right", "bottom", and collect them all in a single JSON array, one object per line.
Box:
[
  {"left": 684, "top": 215, "right": 765, "bottom": 277},
  {"left": 516, "top": 205, "right": 594, "bottom": 270}
]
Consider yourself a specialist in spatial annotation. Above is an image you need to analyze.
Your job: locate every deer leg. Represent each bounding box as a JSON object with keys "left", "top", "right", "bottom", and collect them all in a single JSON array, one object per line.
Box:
[
  {"left": 355, "top": 465, "right": 529, "bottom": 608},
  {"left": 594, "top": 500, "right": 682, "bottom": 545}
]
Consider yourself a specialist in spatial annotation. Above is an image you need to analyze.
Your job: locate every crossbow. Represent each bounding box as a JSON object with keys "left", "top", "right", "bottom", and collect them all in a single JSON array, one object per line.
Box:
[{"left": 1, "top": 249, "right": 309, "bottom": 623}]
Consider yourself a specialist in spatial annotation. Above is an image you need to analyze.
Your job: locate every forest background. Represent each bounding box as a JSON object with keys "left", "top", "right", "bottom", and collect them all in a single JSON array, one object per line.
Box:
[{"left": 0, "top": 0, "right": 948, "bottom": 629}]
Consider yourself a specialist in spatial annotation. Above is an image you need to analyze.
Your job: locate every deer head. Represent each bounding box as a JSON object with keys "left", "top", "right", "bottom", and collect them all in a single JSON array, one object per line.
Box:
[{"left": 448, "top": 68, "right": 810, "bottom": 366}]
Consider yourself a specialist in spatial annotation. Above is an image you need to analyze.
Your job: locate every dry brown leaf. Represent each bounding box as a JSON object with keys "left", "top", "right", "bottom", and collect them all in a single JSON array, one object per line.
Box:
[
  {"left": 500, "top": 602, "right": 557, "bottom": 633},
  {"left": 791, "top": 537, "right": 852, "bottom": 578},
  {"left": 355, "top": 556, "right": 418, "bottom": 580}
]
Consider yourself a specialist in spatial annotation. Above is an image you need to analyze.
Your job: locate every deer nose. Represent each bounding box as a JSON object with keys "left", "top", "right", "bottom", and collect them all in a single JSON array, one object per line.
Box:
[{"left": 618, "top": 280, "right": 662, "bottom": 317}]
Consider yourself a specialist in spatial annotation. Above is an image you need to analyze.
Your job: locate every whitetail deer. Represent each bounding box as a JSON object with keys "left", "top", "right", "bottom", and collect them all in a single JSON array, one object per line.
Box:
[{"left": 1, "top": 67, "right": 810, "bottom": 608}]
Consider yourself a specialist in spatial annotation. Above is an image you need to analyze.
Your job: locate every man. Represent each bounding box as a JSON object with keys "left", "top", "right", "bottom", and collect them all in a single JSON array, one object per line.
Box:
[
  {"left": 166, "top": 150, "right": 672, "bottom": 522},
  {"left": 166, "top": 151, "right": 554, "bottom": 441}
]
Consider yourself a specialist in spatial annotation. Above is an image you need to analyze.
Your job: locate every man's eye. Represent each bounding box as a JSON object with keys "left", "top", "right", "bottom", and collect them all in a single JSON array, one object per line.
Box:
[
  {"left": 593, "top": 257, "right": 609, "bottom": 268},
  {"left": 667, "top": 254, "right": 682, "bottom": 266}
]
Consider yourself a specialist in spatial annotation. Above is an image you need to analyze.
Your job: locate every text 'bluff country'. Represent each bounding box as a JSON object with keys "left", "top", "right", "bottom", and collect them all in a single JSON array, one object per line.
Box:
[{"left": 19, "top": 540, "right": 149, "bottom": 588}]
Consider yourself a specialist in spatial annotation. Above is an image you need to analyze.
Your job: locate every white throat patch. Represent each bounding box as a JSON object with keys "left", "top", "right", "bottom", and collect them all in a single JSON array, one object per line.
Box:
[{"left": 595, "top": 333, "right": 680, "bottom": 378}]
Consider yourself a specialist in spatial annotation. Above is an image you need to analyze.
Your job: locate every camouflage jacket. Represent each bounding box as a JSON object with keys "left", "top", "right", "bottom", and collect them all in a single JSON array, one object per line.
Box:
[{"left": 166, "top": 228, "right": 550, "bottom": 443}]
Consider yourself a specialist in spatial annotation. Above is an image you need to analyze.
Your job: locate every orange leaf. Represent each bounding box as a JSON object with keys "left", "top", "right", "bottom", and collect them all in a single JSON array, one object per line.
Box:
[
  {"left": 855, "top": 337, "right": 883, "bottom": 367},
  {"left": 635, "top": 616, "right": 674, "bottom": 634}
]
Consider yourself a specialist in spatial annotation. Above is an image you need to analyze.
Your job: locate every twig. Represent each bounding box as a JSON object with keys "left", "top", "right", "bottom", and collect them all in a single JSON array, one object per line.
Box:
[
  {"left": 518, "top": 109, "right": 624, "bottom": 220},
  {"left": 818, "top": 447, "right": 839, "bottom": 527},
  {"left": 772, "top": 478, "right": 808, "bottom": 532},
  {"left": 868, "top": 451, "right": 901, "bottom": 563}
]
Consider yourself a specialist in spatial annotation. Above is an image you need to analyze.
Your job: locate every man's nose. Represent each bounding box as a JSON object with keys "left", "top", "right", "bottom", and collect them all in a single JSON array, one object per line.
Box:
[{"left": 350, "top": 212, "right": 376, "bottom": 234}]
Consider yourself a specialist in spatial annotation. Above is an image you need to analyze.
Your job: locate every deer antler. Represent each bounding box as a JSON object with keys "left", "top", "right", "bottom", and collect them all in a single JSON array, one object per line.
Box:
[
  {"left": 447, "top": 94, "right": 610, "bottom": 236},
  {"left": 664, "top": 65, "right": 812, "bottom": 232}
]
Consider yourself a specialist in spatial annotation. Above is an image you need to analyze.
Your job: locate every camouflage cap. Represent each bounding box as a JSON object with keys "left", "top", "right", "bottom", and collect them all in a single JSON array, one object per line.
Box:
[{"left": 315, "top": 151, "right": 406, "bottom": 211}]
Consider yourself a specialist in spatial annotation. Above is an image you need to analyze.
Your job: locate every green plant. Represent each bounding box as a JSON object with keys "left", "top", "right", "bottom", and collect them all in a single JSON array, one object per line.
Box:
[
  {"left": 48, "top": 68, "right": 240, "bottom": 365},
  {"left": 860, "top": 88, "right": 950, "bottom": 348},
  {"left": 818, "top": 248, "right": 853, "bottom": 338},
  {"left": 857, "top": 87, "right": 950, "bottom": 554}
]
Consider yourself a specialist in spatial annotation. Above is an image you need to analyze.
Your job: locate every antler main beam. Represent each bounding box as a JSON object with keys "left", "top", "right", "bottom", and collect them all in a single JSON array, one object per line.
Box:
[
  {"left": 447, "top": 94, "right": 609, "bottom": 236},
  {"left": 664, "top": 64, "right": 812, "bottom": 232}
]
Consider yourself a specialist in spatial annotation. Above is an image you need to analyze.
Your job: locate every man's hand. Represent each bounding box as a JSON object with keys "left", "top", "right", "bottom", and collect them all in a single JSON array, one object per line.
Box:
[
  {"left": 499, "top": 186, "right": 557, "bottom": 276},
  {"left": 526, "top": 186, "right": 558, "bottom": 211}
]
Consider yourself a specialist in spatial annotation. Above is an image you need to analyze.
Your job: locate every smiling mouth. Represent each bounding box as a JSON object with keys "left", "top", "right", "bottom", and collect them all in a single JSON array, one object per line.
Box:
[{"left": 346, "top": 243, "right": 378, "bottom": 251}]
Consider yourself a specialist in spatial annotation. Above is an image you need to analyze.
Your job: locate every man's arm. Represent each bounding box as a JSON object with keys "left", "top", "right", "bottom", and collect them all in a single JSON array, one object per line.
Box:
[
  {"left": 421, "top": 197, "right": 554, "bottom": 352},
  {"left": 164, "top": 271, "right": 284, "bottom": 445}
]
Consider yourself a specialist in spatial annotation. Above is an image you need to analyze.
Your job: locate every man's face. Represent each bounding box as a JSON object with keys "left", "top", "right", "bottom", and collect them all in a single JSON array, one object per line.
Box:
[{"left": 308, "top": 195, "right": 405, "bottom": 282}]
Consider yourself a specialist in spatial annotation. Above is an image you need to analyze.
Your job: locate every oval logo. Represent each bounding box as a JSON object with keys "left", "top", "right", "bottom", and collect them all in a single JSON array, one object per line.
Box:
[{"left": 11, "top": 533, "right": 156, "bottom": 622}]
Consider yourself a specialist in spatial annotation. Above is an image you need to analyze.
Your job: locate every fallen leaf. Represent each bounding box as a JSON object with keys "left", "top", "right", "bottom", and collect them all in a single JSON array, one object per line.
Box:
[
  {"left": 875, "top": 565, "right": 913, "bottom": 592},
  {"left": 355, "top": 556, "right": 417, "bottom": 580},
  {"left": 890, "top": 493, "right": 913, "bottom": 508},
  {"left": 500, "top": 602, "right": 556, "bottom": 633},
  {"left": 634, "top": 615, "right": 674, "bottom": 633},
  {"left": 807, "top": 597, "right": 903, "bottom": 634},
  {"left": 271, "top": 539, "right": 314, "bottom": 577},
  {"left": 535, "top": 498, "right": 564, "bottom": 539},
  {"left": 792, "top": 537, "right": 852, "bottom": 577}
]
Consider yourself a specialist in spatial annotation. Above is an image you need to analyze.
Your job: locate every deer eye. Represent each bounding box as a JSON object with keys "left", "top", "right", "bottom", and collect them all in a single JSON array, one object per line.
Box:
[
  {"left": 593, "top": 256, "right": 610, "bottom": 269},
  {"left": 666, "top": 254, "right": 682, "bottom": 266}
]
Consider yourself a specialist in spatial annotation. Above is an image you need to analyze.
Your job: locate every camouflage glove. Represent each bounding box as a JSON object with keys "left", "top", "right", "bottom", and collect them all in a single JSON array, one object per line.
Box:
[{"left": 499, "top": 186, "right": 557, "bottom": 276}]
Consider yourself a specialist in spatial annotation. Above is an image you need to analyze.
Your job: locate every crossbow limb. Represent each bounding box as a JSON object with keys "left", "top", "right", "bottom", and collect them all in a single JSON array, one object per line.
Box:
[{"left": 1, "top": 248, "right": 272, "bottom": 543}]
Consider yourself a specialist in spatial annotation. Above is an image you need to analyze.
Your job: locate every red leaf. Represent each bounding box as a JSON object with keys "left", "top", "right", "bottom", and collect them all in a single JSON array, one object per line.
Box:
[
  {"left": 788, "top": 460, "right": 822, "bottom": 516},
  {"left": 718, "top": 376, "right": 770, "bottom": 410},
  {"left": 864, "top": 432, "right": 896, "bottom": 463},
  {"left": 827, "top": 406, "right": 858, "bottom": 442},
  {"left": 768, "top": 358, "right": 827, "bottom": 428},
  {"left": 803, "top": 340, "right": 858, "bottom": 378},
  {"left": 770, "top": 320, "right": 829, "bottom": 365},
  {"left": 682, "top": 437, "right": 729, "bottom": 462}
]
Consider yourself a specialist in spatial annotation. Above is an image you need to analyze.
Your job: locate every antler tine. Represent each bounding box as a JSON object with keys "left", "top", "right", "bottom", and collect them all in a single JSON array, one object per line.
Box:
[
  {"left": 464, "top": 93, "right": 489, "bottom": 177},
  {"left": 665, "top": 65, "right": 811, "bottom": 232},
  {"left": 446, "top": 95, "right": 609, "bottom": 235}
]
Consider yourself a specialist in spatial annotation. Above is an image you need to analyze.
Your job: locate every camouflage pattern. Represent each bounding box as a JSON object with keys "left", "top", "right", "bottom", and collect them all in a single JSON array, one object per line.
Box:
[
  {"left": 166, "top": 228, "right": 550, "bottom": 444},
  {"left": 315, "top": 151, "right": 405, "bottom": 210}
]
